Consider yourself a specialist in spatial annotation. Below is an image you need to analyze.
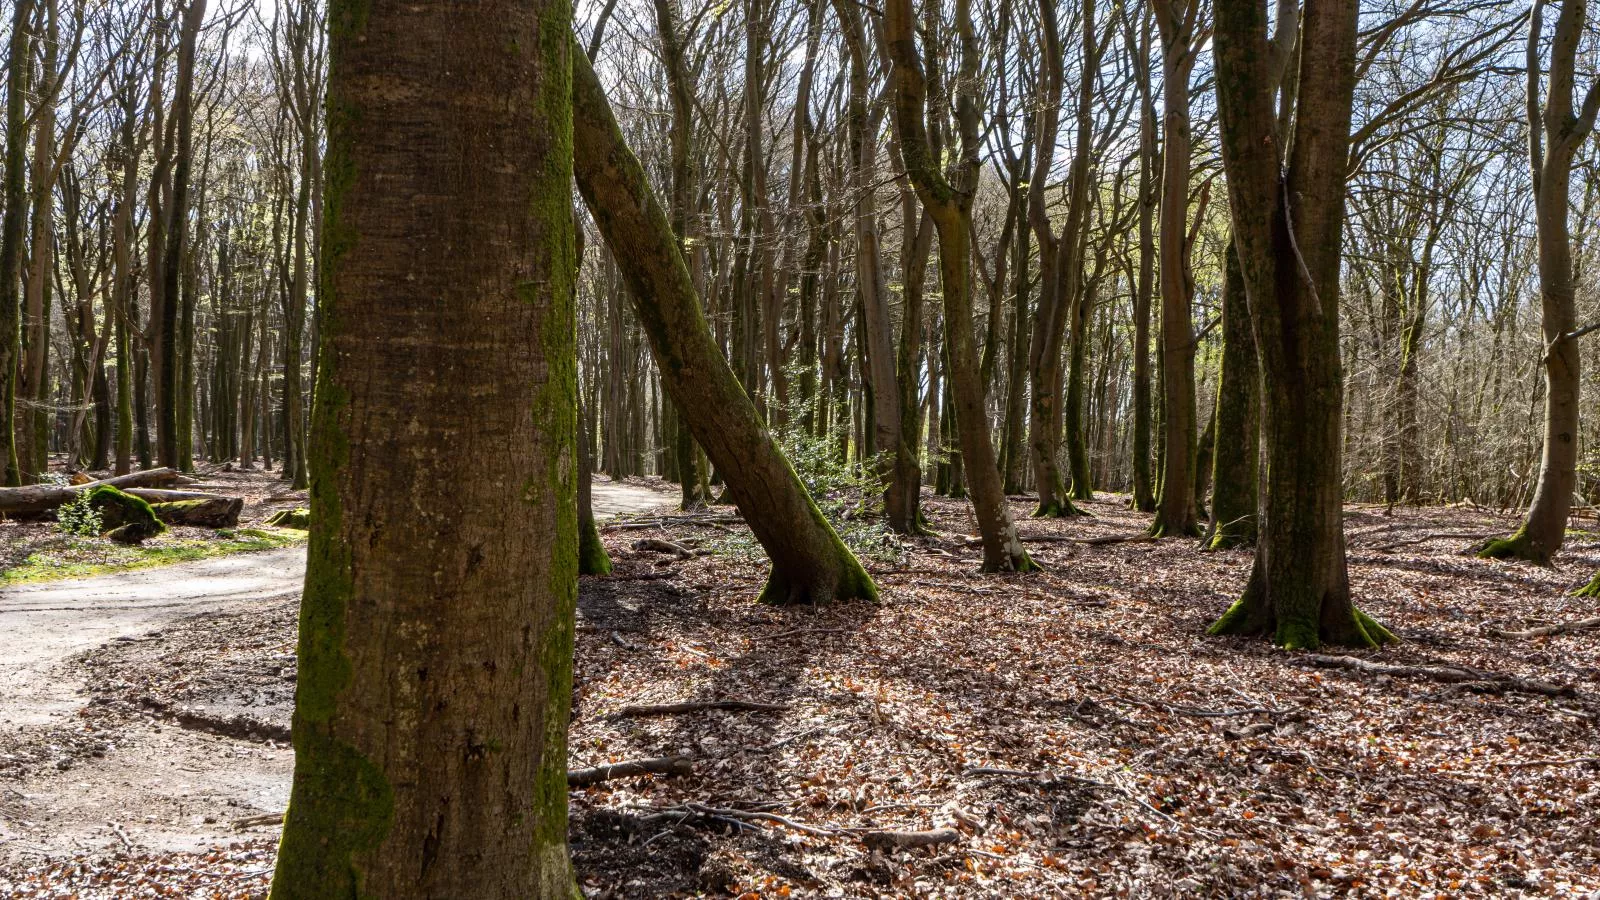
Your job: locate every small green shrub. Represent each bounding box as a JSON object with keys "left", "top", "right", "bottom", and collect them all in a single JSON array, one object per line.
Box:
[
  {"left": 56, "top": 491, "right": 104, "bottom": 537},
  {"left": 708, "top": 373, "right": 906, "bottom": 566}
]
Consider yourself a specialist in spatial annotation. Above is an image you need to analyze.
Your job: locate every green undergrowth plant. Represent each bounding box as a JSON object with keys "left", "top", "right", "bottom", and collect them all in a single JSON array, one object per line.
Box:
[
  {"left": 707, "top": 379, "right": 906, "bottom": 567},
  {"left": 56, "top": 490, "right": 104, "bottom": 537}
]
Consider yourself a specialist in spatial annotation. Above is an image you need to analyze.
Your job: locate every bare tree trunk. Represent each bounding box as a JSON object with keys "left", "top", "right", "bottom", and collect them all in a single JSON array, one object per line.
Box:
[
  {"left": 1480, "top": 0, "right": 1598, "bottom": 565},
  {"left": 0, "top": 0, "right": 32, "bottom": 485},
  {"left": 270, "top": 0, "right": 580, "bottom": 893},
  {"left": 1204, "top": 240, "right": 1258, "bottom": 549},
  {"left": 884, "top": 0, "right": 1034, "bottom": 572},
  {"left": 1149, "top": 0, "right": 1202, "bottom": 537}
]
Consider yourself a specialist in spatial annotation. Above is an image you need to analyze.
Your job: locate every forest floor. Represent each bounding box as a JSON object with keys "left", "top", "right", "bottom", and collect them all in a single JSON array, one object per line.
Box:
[{"left": 2, "top": 487, "right": 1599, "bottom": 897}]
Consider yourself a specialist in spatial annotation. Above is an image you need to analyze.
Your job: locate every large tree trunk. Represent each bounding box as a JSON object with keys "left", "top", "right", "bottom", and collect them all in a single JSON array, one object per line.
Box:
[
  {"left": 157, "top": 0, "right": 205, "bottom": 470},
  {"left": 1207, "top": 0, "right": 1392, "bottom": 648},
  {"left": 572, "top": 44, "right": 878, "bottom": 605},
  {"left": 1479, "top": 0, "right": 1597, "bottom": 565},
  {"left": 269, "top": 0, "right": 580, "bottom": 894}
]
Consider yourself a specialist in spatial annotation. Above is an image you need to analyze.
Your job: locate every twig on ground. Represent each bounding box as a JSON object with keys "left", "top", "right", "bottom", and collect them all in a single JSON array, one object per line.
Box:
[
  {"left": 568, "top": 756, "right": 693, "bottom": 786},
  {"left": 610, "top": 699, "right": 791, "bottom": 719},
  {"left": 1495, "top": 756, "right": 1600, "bottom": 769}
]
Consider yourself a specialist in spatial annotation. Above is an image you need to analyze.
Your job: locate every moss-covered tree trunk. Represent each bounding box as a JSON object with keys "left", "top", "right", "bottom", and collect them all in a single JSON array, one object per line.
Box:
[
  {"left": 572, "top": 45, "right": 876, "bottom": 605},
  {"left": 269, "top": 0, "right": 580, "bottom": 895},
  {"left": 1478, "top": 0, "right": 1596, "bottom": 565},
  {"left": 1206, "top": 0, "right": 1392, "bottom": 649},
  {"left": 1205, "top": 240, "right": 1258, "bottom": 550},
  {"left": 0, "top": 0, "right": 31, "bottom": 486}
]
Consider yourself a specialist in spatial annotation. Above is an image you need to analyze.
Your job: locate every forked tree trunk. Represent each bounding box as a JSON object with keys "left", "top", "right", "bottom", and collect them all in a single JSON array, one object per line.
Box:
[
  {"left": 269, "top": 1, "right": 580, "bottom": 895},
  {"left": 1207, "top": 0, "right": 1392, "bottom": 649},
  {"left": 884, "top": 0, "right": 1034, "bottom": 572},
  {"left": 571, "top": 44, "right": 878, "bottom": 605}
]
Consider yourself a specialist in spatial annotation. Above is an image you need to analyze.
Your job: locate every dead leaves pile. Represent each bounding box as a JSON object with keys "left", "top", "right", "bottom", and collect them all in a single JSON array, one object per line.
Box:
[{"left": 6, "top": 495, "right": 1600, "bottom": 897}]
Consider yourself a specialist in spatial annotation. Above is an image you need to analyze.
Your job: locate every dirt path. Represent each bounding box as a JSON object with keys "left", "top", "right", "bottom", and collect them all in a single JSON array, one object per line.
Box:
[{"left": 0, "top": 479, "right": 674, "bottom": 869}]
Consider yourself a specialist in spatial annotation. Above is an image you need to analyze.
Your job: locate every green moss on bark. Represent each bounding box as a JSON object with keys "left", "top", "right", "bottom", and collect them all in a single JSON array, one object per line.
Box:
[
  {"left": 1033, "top": 498, "right": 1090, "bottom": 518},
  {"left": 579, "top": 518, "right": 612, "bottom": 575},
  {"left": 1573, "top": 571, "right": 1600, "bottom": 597},
  {"left": 266, "top": 508, "right": 312, "bottom": 529},
  {"left": 88, "top": 486, "right": 166, "bottom": 543},
  {"left": 1476, "top": 528, "right": 1553, "bottom": 565}
]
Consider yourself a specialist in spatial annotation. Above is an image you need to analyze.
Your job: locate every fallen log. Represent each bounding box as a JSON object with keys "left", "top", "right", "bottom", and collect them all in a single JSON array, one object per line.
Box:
[
  {"left": 568, "top": 756, "right": 692, "bottom": 787},
  {"left": 142, "top": 494, "right": 245, "bottom": 528},
  {"left": 1302, "top": 654, "right": 1577, "bottom": 698},
  {"left": 0, "top": 468, "right": 181, "bottom": 517},
  {"left": 860, "top": 828, "right": 961, "bottom": 850}
]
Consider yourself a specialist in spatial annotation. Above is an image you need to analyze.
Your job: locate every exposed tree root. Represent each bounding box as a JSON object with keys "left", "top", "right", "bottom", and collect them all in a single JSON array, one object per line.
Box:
[
  {"left": 1300, "top": 654, "right": 1577, "bottom": 698},
  {"left": 1572, "top": 573, "right": 1600, "bottom": 598},
  {"left": 1032, "top": 498, "right": 1091, "bottom": 518},
  {"left": 1491, "top": 615, "right": 1600, "bottom": 638},
  {"left": 1207, "top": 594, "right": 1395, "bottom": 650}
]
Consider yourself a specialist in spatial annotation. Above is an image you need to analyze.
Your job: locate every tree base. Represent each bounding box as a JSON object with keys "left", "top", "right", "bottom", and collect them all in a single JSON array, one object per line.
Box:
[
  {"left": 980, "top": 546, "right": 1042, "bottom": 575},
  {"left": 1201, "top": 521, "right": 1255, "bottom": 552},
  {"left": 1475, "top": 529, "right": 1553, "bottom": 566},
  {"left": 1574, "top": 571, "right": 1600, "bottom": 597},
  {"left": 1207, "top": 594, "right": 1396, "bottom": 650},
  {"left": 578, "top": 527, "right": 612, "bottom": 576},
  {"left": 1146, "top": 516, "right": 1202, "bottom": 539},
  {"left": 1033, "top": 499, "right": 1091, "bottom": 519},
  {"left": 758, "top": 555, "right": 879, "bottom": 606}
]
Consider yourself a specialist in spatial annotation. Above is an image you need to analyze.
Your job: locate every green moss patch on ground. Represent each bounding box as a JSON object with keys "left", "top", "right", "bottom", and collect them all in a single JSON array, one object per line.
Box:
[{"left": 0, "top": 527, "right": 306, "bottom": 586}]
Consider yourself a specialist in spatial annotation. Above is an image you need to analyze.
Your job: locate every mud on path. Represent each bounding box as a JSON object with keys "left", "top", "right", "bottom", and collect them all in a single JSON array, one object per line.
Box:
[{"left": 0, "top": 477, "right": 676, "bottom": 888}]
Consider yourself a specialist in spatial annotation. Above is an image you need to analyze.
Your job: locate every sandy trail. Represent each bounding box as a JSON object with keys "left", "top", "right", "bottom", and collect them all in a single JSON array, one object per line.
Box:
[{"left": 0, "top": 479, "right": 674, "bottom": 862}]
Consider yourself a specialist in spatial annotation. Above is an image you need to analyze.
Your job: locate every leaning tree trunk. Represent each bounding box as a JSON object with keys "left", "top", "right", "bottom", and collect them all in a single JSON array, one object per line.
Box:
[
  {"left": 1479, "top": 0, "right": 1597, "bottom": 565},
  {"left": 571, "top": 44, "right": 877, "bottom": 605},
  {"left": 1204, "top": 241, "right": 1258, "bottom": 550},
  {"left": 1206, "top": 0, "right": 1392, "bottom": 649},
  {"left": 269, "top": 0, "right": 580, "bottom": 895}
]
